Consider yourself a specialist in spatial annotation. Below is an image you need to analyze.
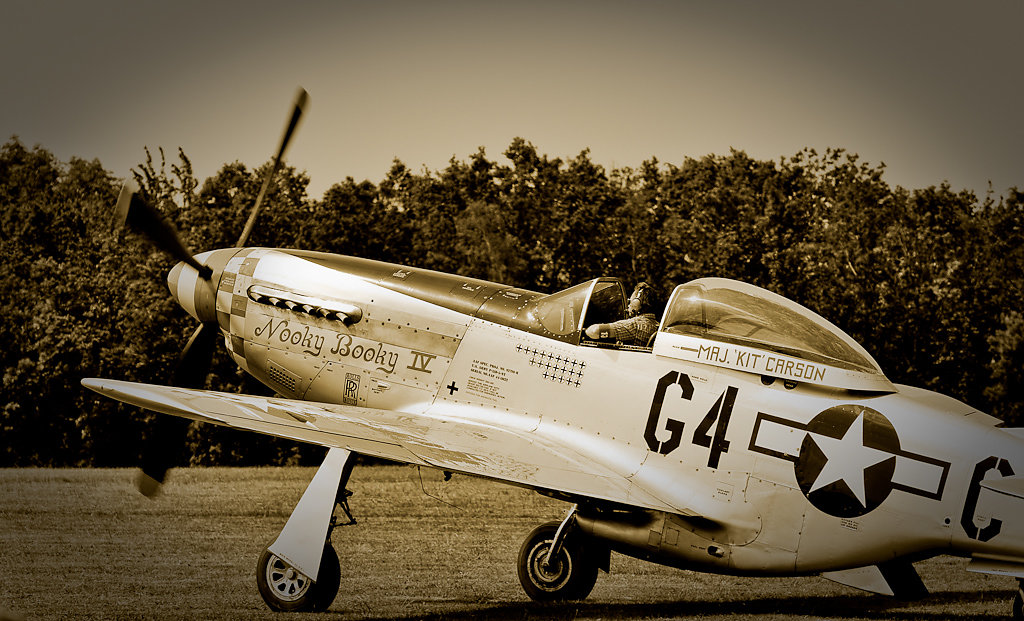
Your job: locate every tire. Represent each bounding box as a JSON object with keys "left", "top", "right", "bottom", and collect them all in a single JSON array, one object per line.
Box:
[
  {"left": 517, "top": 521, "right": 599, "bottom": 602},
  {"left": 256, "top": 543, "right": 341, "bottom": 612},
  {"left": 1013, "top": 583, "right": 1023, "bottom": 620}
]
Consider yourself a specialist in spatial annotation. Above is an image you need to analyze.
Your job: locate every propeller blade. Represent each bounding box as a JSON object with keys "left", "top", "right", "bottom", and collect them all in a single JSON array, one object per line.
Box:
[
  {"left": 113, "top": 180, "right": 212, "bottom": 279},
  {"left": 136, "top": 322, "right": 219, "bottom": 497},
  {"left": 134, "top": 87, "right": 308, "bottom": 496},
  {"left": 236, "top": 87, "right": 309, "bottom": 247}
]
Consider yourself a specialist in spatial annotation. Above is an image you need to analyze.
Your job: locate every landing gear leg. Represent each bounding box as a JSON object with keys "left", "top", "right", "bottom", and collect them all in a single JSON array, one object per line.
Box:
[
  {"left": 1012, "top": 578, "right": 1023, "bottom": 619},
  {"left": 256, "top": 448, "right": 355, "bottom": 612},
  {"left": 517, "top": 505, "right": 599, "bottom": 602}
]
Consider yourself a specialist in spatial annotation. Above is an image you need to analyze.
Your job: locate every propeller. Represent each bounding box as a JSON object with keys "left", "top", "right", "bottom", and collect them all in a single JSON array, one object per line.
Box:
[
  {"left": 111, "top": 87, "right": 309, "bottom": 496},
  {"left": 237, "top": 87, "right": 308, "bottom": 247},
  {"left": 112, "top": 180, "right": 212, "bottom": 279},
  {"left": 135, "top": 323, "right": 218, "bottom": 496}
]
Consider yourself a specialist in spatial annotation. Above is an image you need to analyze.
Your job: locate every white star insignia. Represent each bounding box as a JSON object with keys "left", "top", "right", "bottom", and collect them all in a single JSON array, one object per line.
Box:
[{"left": 807, "top": 411, "right": 893, "bottom": 507}]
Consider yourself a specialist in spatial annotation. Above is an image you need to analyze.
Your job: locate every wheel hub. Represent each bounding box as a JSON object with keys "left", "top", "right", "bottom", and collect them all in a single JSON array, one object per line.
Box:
[
  {"left": 530, "top": 542, "right": 570, "bottom": 589},
  {"left": 266, "top": 554, "right": 311, "bottom": 602}
]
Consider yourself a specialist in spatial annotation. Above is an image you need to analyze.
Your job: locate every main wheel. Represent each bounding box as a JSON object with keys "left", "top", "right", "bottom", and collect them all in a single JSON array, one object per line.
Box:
[
  {"left": 256, "top": 543, "right": 341, "bottom": 612},
  {"left": 517, "top": 521, "right": 599, "bottom": 602},
  {"left": 1012, "top": 582, "right": 1023, "bottom": 619}
]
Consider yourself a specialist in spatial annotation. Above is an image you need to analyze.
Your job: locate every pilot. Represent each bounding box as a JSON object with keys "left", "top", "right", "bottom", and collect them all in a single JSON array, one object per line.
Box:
[{"left": 585, "top": 281, "right": 659, "bottom": 347}]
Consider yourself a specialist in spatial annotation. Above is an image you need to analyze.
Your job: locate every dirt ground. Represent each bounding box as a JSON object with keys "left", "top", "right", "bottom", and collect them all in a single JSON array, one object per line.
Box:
[{"left": 0, "top": 466, "right": 1016, "bottom": 620}]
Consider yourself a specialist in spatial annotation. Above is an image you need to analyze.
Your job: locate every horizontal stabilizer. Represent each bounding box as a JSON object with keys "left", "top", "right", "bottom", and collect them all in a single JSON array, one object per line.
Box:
[
  {"left": 980, "top": 475, "right": 1024, "bottom": 500},
  {"left": 822, "top": 560, "right": 927, "bottom": 599},
  {"left": 968, "top": 555, "right": 1024, "bottom": 579}
]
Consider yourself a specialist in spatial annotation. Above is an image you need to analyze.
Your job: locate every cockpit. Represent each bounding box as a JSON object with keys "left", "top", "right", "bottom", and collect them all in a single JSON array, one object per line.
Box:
[
  {"left": 508, "top": 275, "right": 892, "bottom": 391},
  {"left": 660, "top": 278, "right": 882, "bottom": 375},
  {"left": 656, "top": 278, "right": 891, "bottom": 390}
]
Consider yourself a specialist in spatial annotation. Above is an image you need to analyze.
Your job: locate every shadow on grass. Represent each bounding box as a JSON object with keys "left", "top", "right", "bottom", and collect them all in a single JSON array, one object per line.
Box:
[{"left": 350, "top": 589, "right": 1017, "bottom": 621}]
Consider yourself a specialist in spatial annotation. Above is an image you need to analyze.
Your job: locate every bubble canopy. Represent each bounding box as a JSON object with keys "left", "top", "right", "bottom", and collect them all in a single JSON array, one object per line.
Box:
[{"left": 661, "top": 278, "right": 884, "bottom": 377}]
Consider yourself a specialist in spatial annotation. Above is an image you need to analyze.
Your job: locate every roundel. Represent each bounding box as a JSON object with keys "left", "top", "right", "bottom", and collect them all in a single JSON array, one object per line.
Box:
[{"left": 794, "top": 405, "right": 901, "bottom": 518}]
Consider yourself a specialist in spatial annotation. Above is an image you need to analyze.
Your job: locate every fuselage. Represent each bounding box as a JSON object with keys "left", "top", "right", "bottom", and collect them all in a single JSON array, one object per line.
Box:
[{"left": 168, "top": 247, "right": 1024, "bottom": 576}]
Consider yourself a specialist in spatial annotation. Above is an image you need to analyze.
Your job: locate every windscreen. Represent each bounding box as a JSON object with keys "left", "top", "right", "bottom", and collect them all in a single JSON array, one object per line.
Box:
[
  {"left": 515, "top": 278, "right": 626, "bottom": 343},
  {"left": 533, "top": 280, "right": 590, "bottom": 335}
]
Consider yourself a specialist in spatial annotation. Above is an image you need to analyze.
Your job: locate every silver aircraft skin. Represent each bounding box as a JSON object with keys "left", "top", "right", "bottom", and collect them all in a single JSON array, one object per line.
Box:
[
  {"left": 81, "top": 87, "right": 1024, "bottom": 616},
  {"left": 85, "top": 245, "right": 1024, "bottom": 615}
]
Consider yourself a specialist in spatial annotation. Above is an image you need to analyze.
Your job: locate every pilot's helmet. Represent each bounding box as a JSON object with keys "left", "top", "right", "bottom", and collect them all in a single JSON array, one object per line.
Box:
[{"left": 629, "top": 281, "right": 655, "bottom": 315}]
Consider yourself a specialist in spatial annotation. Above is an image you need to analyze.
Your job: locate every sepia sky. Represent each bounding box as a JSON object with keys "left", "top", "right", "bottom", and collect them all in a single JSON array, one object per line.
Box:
[{"left": 2, "top": 0, "right": 1020, "bottom": 200}]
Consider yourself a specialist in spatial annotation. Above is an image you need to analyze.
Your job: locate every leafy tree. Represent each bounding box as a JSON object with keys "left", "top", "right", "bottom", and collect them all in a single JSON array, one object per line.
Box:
[
  {"left": 454, "top": 201, "right": 526, "bottom": 283},
  {"left": 0, "top": 138, "right": 182, "bottom": 465},
  {"left": 301, "top": 177, "right": 378, "bottom": 256},
  {"left": 495, "top": 138, "right": 565, "bottom": 289},
  {"left": 3, "top": 133, "right": 1022, "bottom": 467}
]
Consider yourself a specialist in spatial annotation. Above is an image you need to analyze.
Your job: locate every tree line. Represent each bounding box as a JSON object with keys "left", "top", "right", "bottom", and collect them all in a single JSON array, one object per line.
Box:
[{"left": 1, "top": 136, "right": 1021, "bottom": 467}]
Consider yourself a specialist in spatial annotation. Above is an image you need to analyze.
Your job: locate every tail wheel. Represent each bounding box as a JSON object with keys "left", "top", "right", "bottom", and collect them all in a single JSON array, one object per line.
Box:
[
  {"left": 517, "top": 521, "right": 599, "bottom": 602},
  {"left": 256, "top": 543, "right": 341, "bottom": 612}
]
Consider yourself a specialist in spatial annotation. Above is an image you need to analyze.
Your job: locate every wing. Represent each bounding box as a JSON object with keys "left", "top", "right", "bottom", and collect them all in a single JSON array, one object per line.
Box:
[{"left": 82, "top": 378, "right": 683, "bottom": 514}]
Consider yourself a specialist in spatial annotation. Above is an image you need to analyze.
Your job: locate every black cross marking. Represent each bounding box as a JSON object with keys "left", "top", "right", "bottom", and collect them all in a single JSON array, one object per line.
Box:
[
  {"left": 516, "top": 345, "right": 585, "bottom": 388},
  {"left": 446, "top": 381, "right": 459, "bottom": 395}
]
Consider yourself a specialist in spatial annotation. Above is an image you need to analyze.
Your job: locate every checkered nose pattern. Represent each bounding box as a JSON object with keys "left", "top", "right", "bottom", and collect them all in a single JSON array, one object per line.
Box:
[{"left": 167, "top": 248, "right": 240, "bottom": 323}]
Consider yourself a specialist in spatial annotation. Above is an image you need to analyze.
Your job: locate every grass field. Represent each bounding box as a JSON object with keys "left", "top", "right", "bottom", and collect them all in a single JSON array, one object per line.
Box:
[{"left": 0, "top": 465, "right": 1017, "bottom": 620}]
